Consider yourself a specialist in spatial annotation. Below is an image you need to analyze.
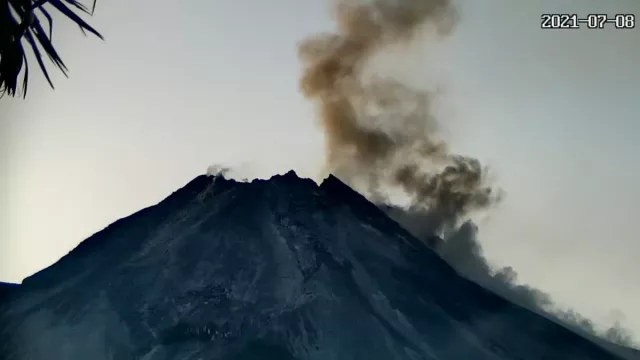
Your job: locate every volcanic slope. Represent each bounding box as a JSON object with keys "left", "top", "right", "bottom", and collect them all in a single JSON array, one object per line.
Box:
[{"left": 0, "top": 171, "right": 623, "bottom": 359}]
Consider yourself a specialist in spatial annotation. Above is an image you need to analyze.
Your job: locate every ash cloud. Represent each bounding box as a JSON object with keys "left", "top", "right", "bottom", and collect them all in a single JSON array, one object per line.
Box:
[
  {"left": 298, "top": 0, "right": 637, "bottom": 349},
  {"left": 384, "top": 204, "right": 637, "bottom": 347},
  {"left": 298, "top": 0, "right": 498, "bottom": 234}
]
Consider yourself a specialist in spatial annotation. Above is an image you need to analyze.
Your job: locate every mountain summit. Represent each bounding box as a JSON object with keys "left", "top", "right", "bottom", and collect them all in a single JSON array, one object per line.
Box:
[{"left": 0, "top": 171, "right": 623, "bottom": 359}]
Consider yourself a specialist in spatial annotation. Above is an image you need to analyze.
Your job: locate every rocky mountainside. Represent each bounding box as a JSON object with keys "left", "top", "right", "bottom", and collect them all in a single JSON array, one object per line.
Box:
[
  {"left": 0, "top": 282, "right": 18, "bottom": 304},
  {"left": 0, "top": 171, "right": 625, "bottom": 359}
]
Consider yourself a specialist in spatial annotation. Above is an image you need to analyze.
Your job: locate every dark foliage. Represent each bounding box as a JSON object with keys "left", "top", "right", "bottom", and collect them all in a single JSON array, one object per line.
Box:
[{"left": 0, "top": 0, "right": 102, "bottom": 98}]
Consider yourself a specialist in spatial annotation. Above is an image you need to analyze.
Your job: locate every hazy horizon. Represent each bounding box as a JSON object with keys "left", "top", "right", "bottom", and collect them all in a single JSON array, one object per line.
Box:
[{"left": 1, "top": 0, "right": 639, "bottom": 345}]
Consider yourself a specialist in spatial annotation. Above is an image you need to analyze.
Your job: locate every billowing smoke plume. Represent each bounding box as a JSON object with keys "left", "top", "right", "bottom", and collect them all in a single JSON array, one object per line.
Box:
[
  {"left": 298, "top": 0, "right": 499, "bottom": 233},
  {"left": 298, "top": 0, "right": 637, "bottom": 349}
]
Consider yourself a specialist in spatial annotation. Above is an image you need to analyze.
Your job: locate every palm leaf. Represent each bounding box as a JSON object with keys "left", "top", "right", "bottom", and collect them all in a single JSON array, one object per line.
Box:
[
  {"left": 23, "top": 30, "right": 54, "bottom": 88},
  {"left": 37, "top": 5, "right": 54, "bottom": 39},
  {"left": 0, "top": 0, "right": 102, "bottom": 98},
  {"left": 48, "top": 0, "right": 102, "bottom": 39}
]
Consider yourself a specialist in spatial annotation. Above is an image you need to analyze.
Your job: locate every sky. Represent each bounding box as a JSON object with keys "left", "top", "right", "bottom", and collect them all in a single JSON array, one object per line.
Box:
[{"left": 1, "top": 0, "right": 639, "bottom": 341}]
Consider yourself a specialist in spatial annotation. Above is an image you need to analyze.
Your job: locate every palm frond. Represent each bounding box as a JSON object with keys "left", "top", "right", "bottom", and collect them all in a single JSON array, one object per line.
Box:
[
  {"left": 0, "top": 0, "right": 102, "bottom": 98},
  {"left": 37, "top": 6, "right": 54, "bottom": 39}
]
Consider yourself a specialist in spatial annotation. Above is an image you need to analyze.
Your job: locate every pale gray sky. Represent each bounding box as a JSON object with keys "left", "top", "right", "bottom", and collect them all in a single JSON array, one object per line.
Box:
[{"left": 1, "top": 0, "right": 639, "bottom": 339}]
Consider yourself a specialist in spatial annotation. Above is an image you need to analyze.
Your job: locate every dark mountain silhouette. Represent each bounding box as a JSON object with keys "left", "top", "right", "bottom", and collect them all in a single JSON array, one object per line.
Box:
[
  {"left": 0, "top": 171, "right": 627, "bottom": 359},
  {"left": 0, "top": 282, "right": 18, "bottom": 303}
]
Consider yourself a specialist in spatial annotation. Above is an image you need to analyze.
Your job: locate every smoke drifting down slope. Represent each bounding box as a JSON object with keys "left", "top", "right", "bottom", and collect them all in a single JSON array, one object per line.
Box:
[
  {"left": 297, "top": 0, "right": 637, "bottom": 349},
  {"left": 298, "top": 0, "right": 499, "bottom": 233}
]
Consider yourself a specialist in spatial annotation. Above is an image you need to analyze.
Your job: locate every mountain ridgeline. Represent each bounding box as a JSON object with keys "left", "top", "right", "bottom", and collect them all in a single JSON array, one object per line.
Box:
[{"left": 0, "top": 171, "right": 626, "bottom": 359}]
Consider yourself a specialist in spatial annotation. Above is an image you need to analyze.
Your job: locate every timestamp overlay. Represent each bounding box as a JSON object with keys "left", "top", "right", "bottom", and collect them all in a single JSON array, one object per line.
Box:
[{"left": 541, "top": 13, "right": 635, "bottom": 30}]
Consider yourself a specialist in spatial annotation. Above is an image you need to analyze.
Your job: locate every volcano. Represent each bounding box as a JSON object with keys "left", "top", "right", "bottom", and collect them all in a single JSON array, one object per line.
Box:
[{"left": 0, "top": 171, "right": 627, "bottom": 359}]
